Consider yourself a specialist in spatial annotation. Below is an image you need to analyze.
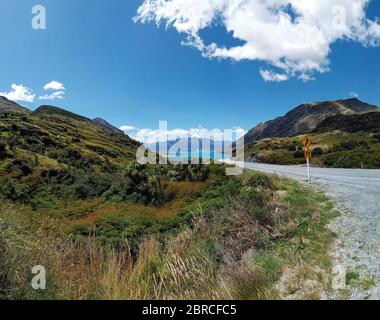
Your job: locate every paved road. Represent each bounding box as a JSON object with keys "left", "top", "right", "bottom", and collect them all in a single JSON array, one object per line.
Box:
[{"left": 225, "top": 161, "right": 380, "bottom": 299}]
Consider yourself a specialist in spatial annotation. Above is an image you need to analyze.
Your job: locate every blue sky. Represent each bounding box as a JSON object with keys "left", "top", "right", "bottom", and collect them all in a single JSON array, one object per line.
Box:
[{"left": 0, "top": 0, "right": 379, "bottom": 139}]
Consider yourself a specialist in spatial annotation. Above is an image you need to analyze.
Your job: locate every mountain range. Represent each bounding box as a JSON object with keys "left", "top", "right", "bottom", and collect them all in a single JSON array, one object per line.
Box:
[
  {"left": 145, "top": 138, "right": 227, "bottom": 154},
  {"left": 242, "top": 98, "right": 379, "bottom": 146},
  {"left": 2, "top": 95, "right": 380, "bottom": 169},
  {"left": 241, "top": 98, "right": 380, "bottom": 168},
  {"left": 0, "top": 96, "right": 124, "bottom": 136}
]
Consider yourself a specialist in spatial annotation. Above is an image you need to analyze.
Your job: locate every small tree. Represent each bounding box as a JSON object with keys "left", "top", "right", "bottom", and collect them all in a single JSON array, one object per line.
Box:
[
  {"left": 0, "top": 141, "right": 7, "bottom": 159},
  {"left": 146, "top": 166, "right": 164, "bottom": 206}
]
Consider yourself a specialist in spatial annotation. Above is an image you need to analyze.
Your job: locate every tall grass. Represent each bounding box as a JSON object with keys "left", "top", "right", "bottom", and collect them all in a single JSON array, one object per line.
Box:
[
  {"left": 0, "top": 204, "right": 276, "bottom": 299},
  {"left": 0, "top": 172, "right": 336, "bottom": 300}
]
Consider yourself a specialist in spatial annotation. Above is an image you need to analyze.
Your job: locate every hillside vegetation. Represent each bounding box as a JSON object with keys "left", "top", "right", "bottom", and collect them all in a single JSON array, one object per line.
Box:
[
  {"left": 0, "top": 100, "right": 339, "bottom": 299},
  {"left": 1, "top": 170, "right": 338, "bottom": 299},
  {"left": 243, "top": 98, "right": 380, "bottom": 168},
  {"left": 242, "top": 98, "right": 378, "bottom": 146},
  {"left": 245, "top": 131, "right": 380, "bottom": 168}
]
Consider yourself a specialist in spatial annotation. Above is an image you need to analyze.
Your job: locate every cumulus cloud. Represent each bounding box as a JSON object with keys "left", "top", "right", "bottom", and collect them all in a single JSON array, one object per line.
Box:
[
  {"left": 135, "top": 0, "right": 380, "bottom": 81},
  {"left": 0, "top": 84, "right": 36, "bottom": 102},
  {"left": 43, "top": 81, "right": 65, "bottom": 91},
  {"left": 260, "top": 69, "right": 288, "bottom": 82},
  {"left": 39, "top": 91, "right": 65, "bottom": 100},
  {"left": 39, "top": 80, "right": 66, "bottom": 100},
  {"left": 120, "top": 125, "right": 137, "bottom": 132},
  {"left": 120, "top": 124, "right": 245, "bottom": 144}
]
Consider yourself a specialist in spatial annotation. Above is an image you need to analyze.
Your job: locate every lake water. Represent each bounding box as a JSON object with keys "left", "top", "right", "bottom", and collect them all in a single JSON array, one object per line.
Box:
[{"left": 167, "top": 151, "right": 231, "bottom": 162}]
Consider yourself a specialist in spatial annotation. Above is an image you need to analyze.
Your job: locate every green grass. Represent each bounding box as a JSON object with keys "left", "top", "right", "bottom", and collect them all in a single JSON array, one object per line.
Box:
[
  {"left": 0, "top": 170, "right": 338, "bottom": 300},
  {"left": 346, "top": 271, "right": 360, "bottom": 285},
  {"left": 0, "top": 110, "right": 341, "bottom": 299}
]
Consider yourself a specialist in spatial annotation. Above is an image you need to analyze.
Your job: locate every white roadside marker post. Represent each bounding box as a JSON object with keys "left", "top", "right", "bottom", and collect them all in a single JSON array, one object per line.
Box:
[{"left": 303, "top": 136, "right": 312, "bottom": 182}]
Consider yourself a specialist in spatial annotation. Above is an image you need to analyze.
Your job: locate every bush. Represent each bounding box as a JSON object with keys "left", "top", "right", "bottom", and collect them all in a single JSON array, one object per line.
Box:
[
  {"left": 313, "top": 147, "right": 324, "bottom": 156},
  {"left": 72, "top": 173, "right": 112, "bottom": 199},
  {"left": 5, "top": 159, "right": 33, "bottom": 176},
  {"left": 245, "top": 172, "right": 274, "bottom": 190},
  {"left": 0, "top": 141, "right": 7, "bottom": 159},
  {"left": 330, "top": 140, "right": 369, "bottom": 153},
  {"left": 323, "top": 149, "right": 380, "bottom": 169},
  {"left": 48, "top": 147, "right": 101, "bottom": 170},
  {"left": 0, "top": 181, "right": 17, "bottom": 201},
  {"left": 293, "top": 150, "right": 304, "bottom": 158},
  {"left": 166, "top": 164, "right": 210, "bottom": 182}
]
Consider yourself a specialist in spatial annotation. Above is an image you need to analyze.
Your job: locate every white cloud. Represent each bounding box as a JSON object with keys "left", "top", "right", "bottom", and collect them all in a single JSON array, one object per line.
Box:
[
  {"left": 39, "top": 91, "right": 65, "bottom": 100},
  {"left": 39, "top": 80, "right": 66, "bottom": 100},
  {"left": 135, "top": 0, "right": 380, "bottom": 81},
  {"left": 120, "top": 125, "right": 137, "bottom": 132},
  {"left": 0, "top": 84, "right": 35, "bottom": 102},
  {"left": 260, "top": 69, "right": 288, "bottom": 82},
  {"left": 43, "top": 81, "right": 65, "bottom": 91},
  {"left": 349, "top": 91, "right": 359, "bottom": 98}
]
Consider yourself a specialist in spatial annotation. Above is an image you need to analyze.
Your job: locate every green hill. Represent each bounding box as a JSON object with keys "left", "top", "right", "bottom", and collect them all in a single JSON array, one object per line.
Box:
[
  {"left": 242, "top": 98, "right": 378, "bottom": 146},
  {"left": 0, "top": 102, "right": 142, "bottom": 210},
  {"left": 312, "top": 111, "right": 380, "bottom": 134},
  {"left": 243, "top": 99, "right": 380, "bottom": 168},
  {"left": 0, "top": 96, "right": 31, "bottom": 114}
]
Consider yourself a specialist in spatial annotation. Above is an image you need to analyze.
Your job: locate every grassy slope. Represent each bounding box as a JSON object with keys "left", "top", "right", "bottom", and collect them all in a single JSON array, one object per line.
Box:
[
  {"left": 0, "top": 171, "right": 339, "bottom": 300},
  {"left": 0, "top": 111, "right": 339, "bottom": 299},
  {"left": 0, "top": 112, "right": 139, "bottom": 167},
  {"left": 245, "top": 131, "right": 380, "bottom": 168},
  {"left": 0, "top": 112, "right": 141, "bottom": 212}
]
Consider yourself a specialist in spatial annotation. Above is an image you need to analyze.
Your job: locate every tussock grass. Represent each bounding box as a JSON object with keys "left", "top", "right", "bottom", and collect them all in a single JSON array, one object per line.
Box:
[{"left": 0, "top": 171, "right": 338, "bottom": 300}]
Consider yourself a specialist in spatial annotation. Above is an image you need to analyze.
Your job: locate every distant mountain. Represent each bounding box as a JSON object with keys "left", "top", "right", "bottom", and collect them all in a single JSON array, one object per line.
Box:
[
  {"left": 312, "top": 111, "right": 380, "bottom": 134},
  {"left": 92, "top": 117, "right": 123, "bottom": 135},
  {"left": 243, "top": 98, "right": 378, "bottom": 146},
  {"left": 0, "top": 96, "right": 31, "bottom": 114},
  {"left": 146, "top": 138, "right": 225, "bottom": 153}
]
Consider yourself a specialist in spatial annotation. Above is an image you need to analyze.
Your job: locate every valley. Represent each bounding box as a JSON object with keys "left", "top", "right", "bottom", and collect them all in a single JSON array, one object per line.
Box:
[{"left": 1, "top": 95, "right": 379, "bottom": 300}]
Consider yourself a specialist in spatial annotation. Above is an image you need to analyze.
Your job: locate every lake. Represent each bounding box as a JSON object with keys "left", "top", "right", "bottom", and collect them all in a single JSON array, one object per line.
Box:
[{"left": 167, "top": 151, "right": 231, "bottom": 162}]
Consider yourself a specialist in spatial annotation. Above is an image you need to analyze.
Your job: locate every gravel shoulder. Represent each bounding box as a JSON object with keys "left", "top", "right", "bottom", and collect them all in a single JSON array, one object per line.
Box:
[{"left": 228, "top": 161, "right": 380, "bottom": 299}]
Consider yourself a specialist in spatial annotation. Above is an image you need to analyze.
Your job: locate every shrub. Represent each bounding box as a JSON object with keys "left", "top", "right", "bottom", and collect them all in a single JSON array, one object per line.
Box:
[
  {"left": 323, "top": 149, "right": 380, "bottom": 169},
  {"left": 72, "top": 173, "right": 112, "bottom": 199},
  {"left": 293, "top": 150, "right": 304, "bottom": 158},
  {"left": 48, "top": 147, "right": 102, "bottom": 170},
  {"left": 0, "top": 181, "right": 17, "bottom": 201},
  {"left": 244, "top": 172, "right": 274, "bottom": 190},
  {"left": 40, "top": 168, "right": 75, "bottom": 185},
  {"left": 330, "top": 140, "right": 369, "bottom": 153},
  {"left": 5, "top": 159, "right": 33, "bottom": 176},
  {"left": 0, "top": 141, "right": 7, "bottom": 159},
  {"left": 313, "top": 147, "right": 324, "bottom": 156}
]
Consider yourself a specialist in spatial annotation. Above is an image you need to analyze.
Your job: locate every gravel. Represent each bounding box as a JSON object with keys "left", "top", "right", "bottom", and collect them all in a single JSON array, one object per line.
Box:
[{"left": 228, "top": 161, "right": 380, "bottom": 299}]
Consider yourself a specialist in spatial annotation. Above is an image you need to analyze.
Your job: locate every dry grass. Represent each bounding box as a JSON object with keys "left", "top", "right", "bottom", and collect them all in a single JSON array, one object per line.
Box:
[
  {"left": 0, "top": 172, "right": 337, "bottom": 300},
  {"left": 0, "top": 201, "right": 277, "bottom": 300}
]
